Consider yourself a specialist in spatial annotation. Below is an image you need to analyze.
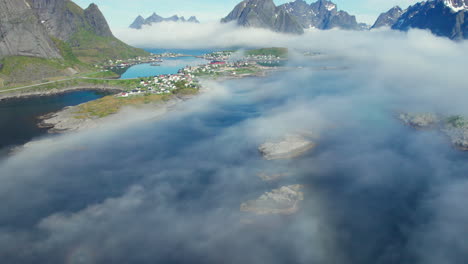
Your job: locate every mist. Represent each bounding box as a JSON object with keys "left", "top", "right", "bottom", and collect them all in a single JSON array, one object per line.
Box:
[{"left": 1, "top": 23, "right": 468, "bottom": 264}]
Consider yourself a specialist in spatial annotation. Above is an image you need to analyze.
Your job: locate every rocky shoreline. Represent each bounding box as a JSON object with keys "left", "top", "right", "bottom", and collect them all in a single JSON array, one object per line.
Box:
[
  {"left": 399, "top": 112, "right": 468, "bottom": 151},
  {"left": 258, "top": 134, "right": 316, "bottom": 160},
  {"left": 0, "top": 86, "right": 124, "bottom": 101},
  {"left": 241, "top": 185, "right": 304, "bottom": 215}
]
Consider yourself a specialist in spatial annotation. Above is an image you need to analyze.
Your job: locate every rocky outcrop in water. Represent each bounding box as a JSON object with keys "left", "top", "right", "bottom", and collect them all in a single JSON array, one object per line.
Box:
[
  {"left": 0, "top": 0, "right": 61, "bottom": 59},
  {"left": 259, "top": 134, "right": 316, "bottom": 160},
  {"left": 241, "top": 185, "right": 304, "bottom": 215},
  {"left": 399, "top": 112, "right": 468, "bottom": 150},
  {"left": 129, "top": 13, "right": 200, "bottom": 29},
  {"left": 221, "top": 0, "right": 304, "bottom": 34},
  {"left": 399, "top": 113, "right": 439, "bottom": 128}
]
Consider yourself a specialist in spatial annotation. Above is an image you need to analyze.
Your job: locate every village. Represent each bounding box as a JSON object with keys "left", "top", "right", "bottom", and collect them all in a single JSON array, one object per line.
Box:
[
  {"left": 114, "top": 48, "right": 290, "bottom": 98},
  {"left": 116, "top": 59, "right": 271, "bottom": 98}
]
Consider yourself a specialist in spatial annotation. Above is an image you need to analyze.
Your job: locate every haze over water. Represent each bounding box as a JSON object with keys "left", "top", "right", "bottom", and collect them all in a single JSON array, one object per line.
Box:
[{"left": 1, "top": 33, "right": 468, "bottom": 264}]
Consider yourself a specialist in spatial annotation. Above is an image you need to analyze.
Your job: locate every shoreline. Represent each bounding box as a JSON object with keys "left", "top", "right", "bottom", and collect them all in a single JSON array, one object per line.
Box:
[{"left": 0, "top": 86, "right": 124, "bottom": 101}]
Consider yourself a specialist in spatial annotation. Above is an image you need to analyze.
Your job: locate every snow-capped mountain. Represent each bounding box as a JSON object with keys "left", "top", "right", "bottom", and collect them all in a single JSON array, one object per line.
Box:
[
  {"left": 279, "top": 0, "right": 363, "bottom": 30},
  {"left": 390, "top": 0, "right": 467, "bottom": 39},
  {"left": 129, "top": 13, "right": 199, "bottom": 29}
]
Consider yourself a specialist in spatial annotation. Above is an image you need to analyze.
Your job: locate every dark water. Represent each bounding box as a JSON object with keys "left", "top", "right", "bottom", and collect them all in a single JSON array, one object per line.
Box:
[{"left": 0, "top": 91, "right": 108, "bottom": 152}]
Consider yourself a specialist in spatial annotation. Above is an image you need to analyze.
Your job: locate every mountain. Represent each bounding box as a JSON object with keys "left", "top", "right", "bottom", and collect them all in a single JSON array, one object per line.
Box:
[
  {"left": 27, "top": 0, "right": 148, "bottom": 63},
  {"left": 0, "top": 0, "right": 148, "bottom": 86},
  {"left": 390, "top": 0, "right": 467, "bottom": 39},
  {"left": 280, "top": 0, "right": 362, "bottom": 30},
  {"left": 0, "top": 0, "right": 61, "bottom": 59},
  {"left": 221, "top": 0, "right": 304, "bottom": 34},
  {"left": 129, "top": 13, "right": 200, "bottom": 29},
  {"left": 371, "top": 6, "right": 404, "bottom": 29}
]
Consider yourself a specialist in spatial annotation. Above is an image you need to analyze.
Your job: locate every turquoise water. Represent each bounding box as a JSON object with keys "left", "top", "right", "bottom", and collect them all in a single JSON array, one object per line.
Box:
[
  {"left": 146, "top": 48, "right": 223, "bottom": 56},
  {"left": 119, "top": 56, "right": 208, "bottom": 79}
]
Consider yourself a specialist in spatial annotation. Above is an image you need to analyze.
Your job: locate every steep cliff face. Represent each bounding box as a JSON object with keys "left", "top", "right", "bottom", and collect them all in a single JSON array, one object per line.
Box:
[
  {"left": 28, "top": 0, "right": 114, "bottom": 41},
  {"left": 83, "top": 3, "right": 114, "bottom": 38},
  {"left": 392, "top": 0, "right": 467, "bottom": 39},
  {"left": 372, "top": 6, "right": 404, "bottom": 29},
  {"left": 280, "top": 0, "right": 361, "bottom": 30},
  {"left": 0, "top": 0, "right": 61, "bottom": 59},
  {"left": 221, "top": 0, "right": 304, "bottom": 34},
  {"left": 27, "top": 0, "right": 148, "bottom": 63}
]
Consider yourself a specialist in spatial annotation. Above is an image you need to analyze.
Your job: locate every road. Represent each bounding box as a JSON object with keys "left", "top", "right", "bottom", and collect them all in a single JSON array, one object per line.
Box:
[{"left": 0, "top": 74, "right": 139, "bottom": 94}]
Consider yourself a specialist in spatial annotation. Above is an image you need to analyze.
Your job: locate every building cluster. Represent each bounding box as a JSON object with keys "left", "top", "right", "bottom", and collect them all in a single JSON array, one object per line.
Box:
[
  {"left": 182, "top": 61, "right": 254, "bottom": 76},
  {"left": 203, "top": 51, "right": 233, "bottom": 61},
  {"left": 118, "top": 72, "right": 197, "bottom": 97}
]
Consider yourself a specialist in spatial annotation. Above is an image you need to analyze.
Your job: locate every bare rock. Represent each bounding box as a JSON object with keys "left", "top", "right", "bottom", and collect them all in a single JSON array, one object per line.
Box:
[
  {"left": 259, "top": 134, "right": 315, "bottom": 160},
  {"left": 240, "top": 185, "right": 304, "bottom": 215},
  {"left": 399, "top": 113, "right": 439, "bottom": 128}
]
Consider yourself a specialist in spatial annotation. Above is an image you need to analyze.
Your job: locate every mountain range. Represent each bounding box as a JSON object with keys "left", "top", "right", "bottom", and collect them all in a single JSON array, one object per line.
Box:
[
  {"left": 373, "top": 0, "right": 467, "bottom": 39},
  {"left": 130, "top": 13, "right": 200, "bottom": 29},
  {"left": 221, "top": 0, "right": 367, "bottom": 34},
  {"left": 280, "top": 0, "right": 365, "bottom": 30},
  {"left": 221, "top": 0, "right": 305, "bottom": 34}
]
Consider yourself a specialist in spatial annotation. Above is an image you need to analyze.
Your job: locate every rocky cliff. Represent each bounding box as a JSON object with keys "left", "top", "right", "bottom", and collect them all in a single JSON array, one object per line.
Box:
[
  {"left": 280, "top": 0, "right": 362, "bottom": 30},
  {"left": 0, "top": 0, "right": 148, "bottom": 86},
  {"left": 371, "top": 6, "right": 404, "bottom": 29},
  {"left": 0, "top": 0, "right": 61, "bottom": 59},
  {"left": 221, "top": 0, "right": 304, "bottom": 34},
  {"left": 130, "top": 13, "right": 200, "bottom": 29},
  {"left": 27, "top": 0, "right": 147, "bottom": 62},
  {"left": 389, "top": 0, "right": 467, "bottom": 39}
]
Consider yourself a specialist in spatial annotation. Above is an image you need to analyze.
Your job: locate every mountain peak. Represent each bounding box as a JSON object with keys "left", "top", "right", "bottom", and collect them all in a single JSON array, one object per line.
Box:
[
  {"left": 280, "top": 0, "right": 360, "bottom": 30},
  {"left": 221, "top": 0, "right": 304, "bottom": 34},
  {"left": 371, "top": 5, "right": 404, "bottom": 29},
  {"left": 129, "top": 12, "right": 200, "bottom": 29},
  {"left": 441, "top": 0, "right": 468, "bottom": 12},
  {"left": 390, "top": 0, "right": 467, "bottom": 40}
]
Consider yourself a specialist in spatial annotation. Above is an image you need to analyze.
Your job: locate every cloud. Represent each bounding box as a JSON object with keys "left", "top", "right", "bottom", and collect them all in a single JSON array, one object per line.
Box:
[{"left": 1, "top": 24, "right": 468, "bottom": 264}]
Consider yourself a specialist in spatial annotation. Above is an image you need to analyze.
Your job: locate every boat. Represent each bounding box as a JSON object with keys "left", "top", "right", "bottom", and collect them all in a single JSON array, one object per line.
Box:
[{"left": 150, "top": 63, "right": 161, "bottom": 66}]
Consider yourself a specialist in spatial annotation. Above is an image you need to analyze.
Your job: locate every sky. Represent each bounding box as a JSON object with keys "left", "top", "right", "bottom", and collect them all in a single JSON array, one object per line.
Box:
[{"left": 74, "top": 0, "right": 420, "bottom": 29}]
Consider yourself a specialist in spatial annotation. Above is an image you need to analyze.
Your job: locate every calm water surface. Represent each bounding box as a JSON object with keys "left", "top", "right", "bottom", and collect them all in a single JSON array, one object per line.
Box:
[{"left": 0, "top": 91, "right": 109, "bottom": 152}]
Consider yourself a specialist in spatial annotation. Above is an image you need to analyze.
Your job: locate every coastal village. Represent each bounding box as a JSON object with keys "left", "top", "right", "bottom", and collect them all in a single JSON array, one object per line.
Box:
[{"left": 112, "top": 49, "right": 286, "bottom": 98}]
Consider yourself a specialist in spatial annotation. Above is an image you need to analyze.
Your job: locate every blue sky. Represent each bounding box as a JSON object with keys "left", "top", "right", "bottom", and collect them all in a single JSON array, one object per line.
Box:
[{"left": 74, "top": 0, "right": 420, "bottom": 28}]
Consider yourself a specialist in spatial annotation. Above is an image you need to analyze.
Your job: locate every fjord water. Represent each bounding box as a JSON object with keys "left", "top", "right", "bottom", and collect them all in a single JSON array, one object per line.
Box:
[
  {"left": 120, "top": 56, "right": 208, "bottom": 79},
  {"left": 1, "top": 55, "right": 466, "bottom": 264},
  {"left": 0, "top": 91, "right": 108, "bottom": 153}
]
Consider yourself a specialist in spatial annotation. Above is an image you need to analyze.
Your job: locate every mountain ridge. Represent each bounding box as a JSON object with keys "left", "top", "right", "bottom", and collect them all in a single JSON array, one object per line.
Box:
[
  {"left": 221, "top": 0, "right": 304, "bottom": 34},
  {"left": 374, "top": 0, "right": 468, "bottom": 39},
  {"left": 280, "top": 0, "right": 363, "bottom": 30},
  {"left": 130, "top": 13, "right": 200, "bottom": 29}
]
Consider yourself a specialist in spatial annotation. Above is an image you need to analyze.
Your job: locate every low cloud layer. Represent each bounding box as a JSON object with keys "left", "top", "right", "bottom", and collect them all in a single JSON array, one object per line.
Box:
[{"left": 1, "top": 24, "right": 468, "bottom": 264}]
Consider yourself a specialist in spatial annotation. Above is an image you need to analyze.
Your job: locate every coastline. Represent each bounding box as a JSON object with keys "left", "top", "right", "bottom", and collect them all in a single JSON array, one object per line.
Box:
[{"left": 0, "top": 85, "right": 124, "bottom": 101}]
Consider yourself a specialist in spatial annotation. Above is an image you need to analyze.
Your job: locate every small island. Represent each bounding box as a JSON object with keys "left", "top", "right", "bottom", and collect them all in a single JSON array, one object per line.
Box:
[
  {"left": 241, "top": 185, "right": 304, "bottom": 215},
  {"left": 400, "top": 112, "right": 468, "bottom": 150},
  {"left": 259, "top": 134, "right": 316, "bottom": 160}
]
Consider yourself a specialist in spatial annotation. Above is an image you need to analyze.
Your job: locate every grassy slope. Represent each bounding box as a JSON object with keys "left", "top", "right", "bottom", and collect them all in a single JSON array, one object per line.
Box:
[
  {"left": 69, "top": 29, "right": 149, "bottom": 64},
  {"left": 65, "top": 1, "right": 148, "bottom": 64},
  {"left": 0, "top": 1, "right": 148, "bottom": 87}
]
